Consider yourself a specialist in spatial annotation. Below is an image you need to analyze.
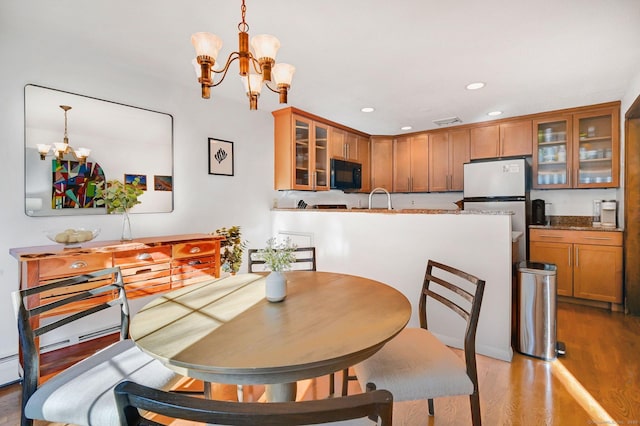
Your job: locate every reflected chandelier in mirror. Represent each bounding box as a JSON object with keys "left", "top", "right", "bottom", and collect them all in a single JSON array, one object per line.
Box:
[{"left": 24, "top": 84, "right": 174, "bottom": 217}]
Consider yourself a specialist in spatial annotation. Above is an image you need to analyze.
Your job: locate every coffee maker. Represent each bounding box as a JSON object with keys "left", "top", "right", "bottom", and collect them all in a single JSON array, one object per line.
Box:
[
  {"left": 601, "top": 200, "right": 617, "bottom": 228},
  {"left": 532, "top": 199, "right": 546, "bottom": 225}
]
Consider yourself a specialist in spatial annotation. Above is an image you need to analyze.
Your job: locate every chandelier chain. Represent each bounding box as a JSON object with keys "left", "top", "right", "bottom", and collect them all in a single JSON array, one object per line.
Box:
[{"left": 238, "top": 0, "right": 249, "bottom": 33}]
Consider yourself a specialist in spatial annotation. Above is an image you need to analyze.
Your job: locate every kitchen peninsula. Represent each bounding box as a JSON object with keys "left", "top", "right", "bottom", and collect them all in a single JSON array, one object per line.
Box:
[{"left": 271, "top": 208, "right": 515, "bottom": 362}]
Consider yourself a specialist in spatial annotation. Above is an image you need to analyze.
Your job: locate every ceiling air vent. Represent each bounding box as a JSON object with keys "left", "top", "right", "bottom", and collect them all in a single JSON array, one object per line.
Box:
[{"left": 433, "top": 116, "right": 462, "bottom": 126}]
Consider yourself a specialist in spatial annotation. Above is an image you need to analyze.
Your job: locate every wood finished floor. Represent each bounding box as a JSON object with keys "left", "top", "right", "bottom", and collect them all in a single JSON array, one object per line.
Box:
[{"left": 0, "top": 302, "right": 638, "bottom": 425}]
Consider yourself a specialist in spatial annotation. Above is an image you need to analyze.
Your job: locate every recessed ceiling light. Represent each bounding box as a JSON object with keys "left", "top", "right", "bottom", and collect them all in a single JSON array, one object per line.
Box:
[
  {"left": 401, "top": 126, "right": 412, "bottom": 131},
  {"left": 361, "top": 107, "right": 375, "bottom": 113},
  {"left": 487, "top": 110, "right": 503, "bottom": 116},
  {"left": 466, "top": 82, "right": 485, "bottom": 90}
]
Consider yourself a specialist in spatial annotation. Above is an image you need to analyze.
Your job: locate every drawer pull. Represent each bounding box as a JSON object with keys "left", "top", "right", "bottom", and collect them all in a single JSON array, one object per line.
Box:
[
  {"left": 70, "top": 261, "right": 88, "bottom": 269},
  {"left": 135, "top": 268, "right": 153, "bottom": 275},
  {"left": 538, "top": 235, "right": 563, "bottom": 238},
  {"left": 189, "top": 247, "right": 201, "bottom": 254},
  {"left": 137, "top": 253, "right": 153, "bottom": 260},
  {"left": 583, "top": 237, "right": 613, "bottom": 241},
  {"left": 188, "top": 260, "right": 203, "bottom": 266}
]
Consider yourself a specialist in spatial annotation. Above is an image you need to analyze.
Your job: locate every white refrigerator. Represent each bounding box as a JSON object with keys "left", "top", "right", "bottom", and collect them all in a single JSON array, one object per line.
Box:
[{"left": 463, "top": 158, "right": 531, "bottom": 262}]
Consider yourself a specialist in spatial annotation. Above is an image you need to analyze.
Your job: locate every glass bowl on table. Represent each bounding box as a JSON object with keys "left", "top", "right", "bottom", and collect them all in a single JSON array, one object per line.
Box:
[{"left": 45, "top": 228, "right": 100, "bottom": 247}]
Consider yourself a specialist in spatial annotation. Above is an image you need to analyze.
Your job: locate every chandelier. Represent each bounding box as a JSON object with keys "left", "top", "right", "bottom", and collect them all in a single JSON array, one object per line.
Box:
[
  {"left": 36, "top": 105, "right": 91, "bottom": 164},
  {"left": 191, "top": 0, "right": 295, "bottom": 110}
]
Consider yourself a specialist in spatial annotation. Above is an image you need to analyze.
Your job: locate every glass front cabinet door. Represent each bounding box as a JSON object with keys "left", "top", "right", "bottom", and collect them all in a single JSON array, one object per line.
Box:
[
  {"left": 573, "top": 107, "right": 620, "bottom": 188},
  {"left": 533, "top": 115, "right": 572, "bottom": 188},
  {"left": 293, "top": 115, "right": 329, "bottom": 190}
]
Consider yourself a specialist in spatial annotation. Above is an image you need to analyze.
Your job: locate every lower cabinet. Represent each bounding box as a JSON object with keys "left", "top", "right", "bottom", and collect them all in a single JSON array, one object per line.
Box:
[{"left": 529, "top": 228, "right": 623, "bottom": 304}]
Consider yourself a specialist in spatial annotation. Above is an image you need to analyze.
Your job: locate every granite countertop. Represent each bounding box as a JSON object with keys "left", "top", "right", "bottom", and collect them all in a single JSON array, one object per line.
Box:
[{"left": 529, "top": 215, "right": 623, "bottom": 232}]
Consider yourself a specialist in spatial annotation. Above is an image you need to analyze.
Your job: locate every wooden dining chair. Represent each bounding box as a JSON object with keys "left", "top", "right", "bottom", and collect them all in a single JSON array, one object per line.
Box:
[
  {"left": 12, "top": 266, "right": 181, "bottom": 426},
  {"left": 115, "top": 380, "right": 393, "bottom": 426},
  {"left": 248, "top": 246, "right": 317, "bottom": 272},
  {"left": 344, "top": 259, "right": 486, "bottom": 425}
]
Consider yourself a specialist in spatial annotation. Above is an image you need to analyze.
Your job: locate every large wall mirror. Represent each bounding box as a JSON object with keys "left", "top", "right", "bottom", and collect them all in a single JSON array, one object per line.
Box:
[{"left": 24, "top": 84, "right": 173, "bottom": 216}]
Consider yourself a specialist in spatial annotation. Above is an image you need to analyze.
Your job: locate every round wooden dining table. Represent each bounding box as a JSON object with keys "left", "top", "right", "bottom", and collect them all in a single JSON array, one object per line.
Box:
[{"left": 130, "top": 271, "right": 411, "bottom": 402}]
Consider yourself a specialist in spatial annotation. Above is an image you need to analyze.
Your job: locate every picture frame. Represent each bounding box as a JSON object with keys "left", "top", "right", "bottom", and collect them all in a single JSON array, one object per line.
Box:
[{"left": 208, "top": 138, "right": 234, "bottom": 176}]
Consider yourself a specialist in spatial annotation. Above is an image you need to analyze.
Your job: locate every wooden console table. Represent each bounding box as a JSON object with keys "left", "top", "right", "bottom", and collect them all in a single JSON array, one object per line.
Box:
[{"left": 10, "top": 234, "right": 223, "bottom": 317}]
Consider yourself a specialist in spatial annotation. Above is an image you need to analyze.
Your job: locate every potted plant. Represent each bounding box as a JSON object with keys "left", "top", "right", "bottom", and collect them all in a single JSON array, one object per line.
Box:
[
  {"left": 257, "top": 237, "right": 297, "bottom": 302},
  {"left": 212, "top": 226, "right": 247, "bottom": 274},
  {"left": 95, "top": 177, "right": 143, "bottom": 241}
]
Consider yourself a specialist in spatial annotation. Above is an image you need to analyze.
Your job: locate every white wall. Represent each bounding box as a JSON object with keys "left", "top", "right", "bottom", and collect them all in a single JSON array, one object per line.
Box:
[{"left": 0, "top": 14, "right": 277, "bottom": 382}]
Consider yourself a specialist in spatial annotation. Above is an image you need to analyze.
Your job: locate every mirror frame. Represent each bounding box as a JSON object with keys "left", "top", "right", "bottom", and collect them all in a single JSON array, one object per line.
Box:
[{"left": 24, "top": 84, "right": 174, "bottom": 216}]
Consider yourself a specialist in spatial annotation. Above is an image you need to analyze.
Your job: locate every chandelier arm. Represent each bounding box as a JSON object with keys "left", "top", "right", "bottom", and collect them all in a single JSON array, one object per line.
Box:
[
  {"left": 209, "top": 54, "right": 240, "bottom": 87},
  {"left": 249, "top": 56, "right": 263, "bottom": 74},
  {"left": 264, "top": 81, "right": 280, "bottom": 94}
]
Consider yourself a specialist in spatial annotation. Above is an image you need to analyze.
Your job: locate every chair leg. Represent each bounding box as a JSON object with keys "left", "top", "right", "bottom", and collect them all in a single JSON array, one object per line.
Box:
[
  {"left": 341, "top": 368, "right": 350, "bottom": 396},
  {"left": 237, "top": 384, "right": 244, "bottom": 402},
  {"left": 329, "top": 373, "right": 335, "bottom": 396},
  {"left": 428, "top": 398, "right": 434, "bottom": 416},
  {"left": 470, "top": 392, "right": 482, "bottom": 426}
]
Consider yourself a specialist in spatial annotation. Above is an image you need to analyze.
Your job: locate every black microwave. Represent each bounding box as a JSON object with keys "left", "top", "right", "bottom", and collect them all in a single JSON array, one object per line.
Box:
[{"left": 330, "top": 158, "right": 362, "bottom": 190}]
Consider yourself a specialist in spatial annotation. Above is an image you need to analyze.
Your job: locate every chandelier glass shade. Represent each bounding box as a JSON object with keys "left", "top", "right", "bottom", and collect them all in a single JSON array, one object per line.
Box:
[
  {"left": 36, "top": 105, "right": 91, "bottom": 164},
  {"left": 190, "top": 0, "right": 295, "bottom": 110}
]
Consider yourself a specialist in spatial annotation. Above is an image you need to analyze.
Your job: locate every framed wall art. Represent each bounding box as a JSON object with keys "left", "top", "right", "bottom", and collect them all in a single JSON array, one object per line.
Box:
[{"left": 208, "top": 138, "right": 234, "bottom": 176}]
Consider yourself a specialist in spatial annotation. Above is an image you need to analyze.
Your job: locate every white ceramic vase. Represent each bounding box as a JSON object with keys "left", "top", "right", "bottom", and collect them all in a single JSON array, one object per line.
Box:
[{"left": 265, "top": 271, "right": 287, "bottom": 302}]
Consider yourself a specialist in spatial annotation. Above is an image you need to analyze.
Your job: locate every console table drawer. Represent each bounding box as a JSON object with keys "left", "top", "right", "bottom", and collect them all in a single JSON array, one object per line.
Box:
[
  {"left": 173, "top": 241, "right": 219, "bottom": 259},
  {"left": 39, "top": 253, "right": 113, "bottom": 280},
  {"left": 114, "top": 246, "right": 172, "bottom": 267}
]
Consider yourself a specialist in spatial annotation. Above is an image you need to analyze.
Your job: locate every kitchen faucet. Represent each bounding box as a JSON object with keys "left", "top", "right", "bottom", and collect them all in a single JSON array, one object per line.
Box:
[{"left": 368, "top": 187, "right": 392, "bottom": 210}]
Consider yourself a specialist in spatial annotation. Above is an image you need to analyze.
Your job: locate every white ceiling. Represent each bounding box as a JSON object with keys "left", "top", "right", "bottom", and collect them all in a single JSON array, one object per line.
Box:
[{"left": 5, "top": 0, "right": 640, "bottom": 135}]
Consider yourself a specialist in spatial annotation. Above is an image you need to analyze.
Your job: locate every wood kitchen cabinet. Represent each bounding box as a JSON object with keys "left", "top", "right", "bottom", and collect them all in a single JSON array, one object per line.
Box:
[
  {"left": 357, "top": 135, "right": 371, "bottom": 193},
  {"left": 330, "top": 127, "right": 358, "bottom": 161},
  {"left": 529, "top": 228, "right": 623, "bottom": 307},
  {"left": 428, "top": 129, "right": 470, "bottom": 192},
  {"left": 533, "top": 103, "right": 620, "bottom": 189},
  {"left": 470, "top": 119, "right": 532, "bottom": 159},
  {"left": 370, "top": 136, "right": 393, "bottom": 191},
  {"left": 393, "top": 133, "right": 429, "bottom": 192},
  {"left": 273, "top": 108, "right": 329, "bottom": 191}
]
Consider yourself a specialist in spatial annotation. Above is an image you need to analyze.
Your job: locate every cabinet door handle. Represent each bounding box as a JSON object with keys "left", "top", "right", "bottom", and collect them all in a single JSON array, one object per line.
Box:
[
  {"left": 70, "top": 261, "right": 88, "bottom": 269},
  {"left": 408, "top": 177, "right": 411, "bottom": 191},
  {"left": 137, "top": 253, "right": 152, "bottom": 260},
  {"left": 568, "top": 246, "right": 572, "bottom": 267},
  {"left": 188, "top": 260, "right": 203, "bottom": 266},
  {"left": 575, "top": 247, "right": 579, "bottom": 267},
  {"left": 189, "top": 247, "right": 201, "bottom": 254}
]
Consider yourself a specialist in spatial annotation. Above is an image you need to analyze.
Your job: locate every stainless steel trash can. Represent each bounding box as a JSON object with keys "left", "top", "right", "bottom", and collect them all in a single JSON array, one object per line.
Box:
[{"left": 516, "top": 261, "right": 561, "bottom": 360}]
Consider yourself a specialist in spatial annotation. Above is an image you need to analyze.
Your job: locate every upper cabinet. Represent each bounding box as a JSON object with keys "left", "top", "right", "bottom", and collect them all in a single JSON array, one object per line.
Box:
[
  {"left": 393, "top": 133, "right": 429, "bottom": 192},
  {"left": 330, "top": 128, "right": 358, "bottom": 161},
  {"left": 470, "top": 119, "right": 532, "bottom": 160},
  {"left": 532, "top": 115, "right": 572, "bottom": 188},
  {"left": 428, "top": 129, "right": 470, "bottom": 192},
  {"left": 532, "top": 103, "right": 620, "bottom": 189},
  {"left": 573, "top": 106, "right": 620, "bottom": 188},
  {"left": 370, "top": 136, "right": 394, "bottom": 191},
  {"left": 356, "top": 136, "right": 371, "bottom": 193},
  {"left": 273, "top": 109, "right": 329, "bottom": 191}
]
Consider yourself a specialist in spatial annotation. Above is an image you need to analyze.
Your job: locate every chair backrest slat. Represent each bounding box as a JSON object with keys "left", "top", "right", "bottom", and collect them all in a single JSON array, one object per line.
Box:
[{"left": 114, "top": 380, "right": 393, "bottom": 426}]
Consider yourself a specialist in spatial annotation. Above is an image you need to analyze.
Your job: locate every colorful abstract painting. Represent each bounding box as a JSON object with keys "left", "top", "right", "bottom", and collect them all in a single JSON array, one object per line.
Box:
[{"left": 52, "top": 160, "right": 105, "bottom": 209}]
